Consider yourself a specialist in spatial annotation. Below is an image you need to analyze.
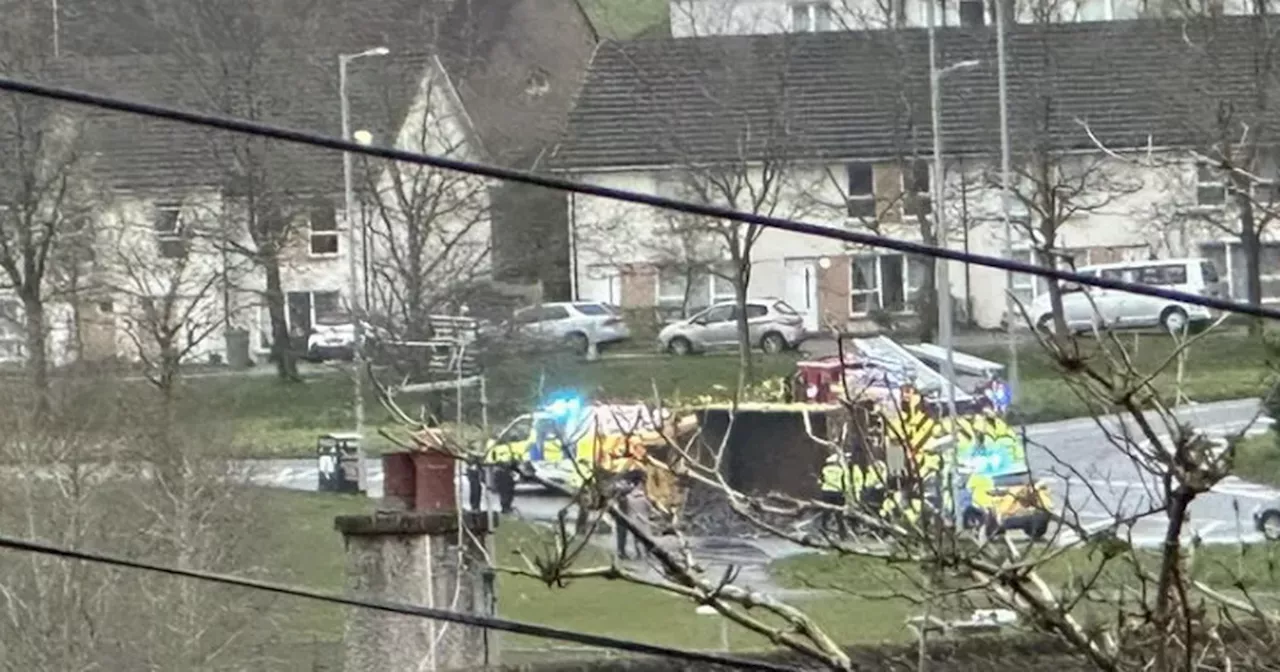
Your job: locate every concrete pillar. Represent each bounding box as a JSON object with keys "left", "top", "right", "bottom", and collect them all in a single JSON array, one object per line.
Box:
[{"left": 335, "top": 511, "right": 497, "bottom": 672}]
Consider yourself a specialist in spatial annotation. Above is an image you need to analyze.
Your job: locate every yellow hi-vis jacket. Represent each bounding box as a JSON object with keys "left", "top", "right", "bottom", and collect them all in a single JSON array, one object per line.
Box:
[
  {"left": 820, "top": 459, "right": 847, "bottom": 493},
  {"left": 881, "top": 490, "right": 923, "bottom": 524},
  {"left": 485, "top": 443, "right": 516, "bottom": 465},
  {"left": 967, "top": 473, "right": 996, "bottom": 509},
  {"left": 863, "top": 460, "right": 886, "bottom": 489}
]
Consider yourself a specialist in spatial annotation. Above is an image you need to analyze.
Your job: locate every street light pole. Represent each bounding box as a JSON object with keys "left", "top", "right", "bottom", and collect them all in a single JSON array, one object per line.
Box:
[
  {"left": 996, "top": 0, "right": 1018, "bottom": 406},
  {"left": 926, "top": 3, "right": 979, "bottom": 526},
  {"left": 340, "top": 46, "right": 389, "bottom": 495}
]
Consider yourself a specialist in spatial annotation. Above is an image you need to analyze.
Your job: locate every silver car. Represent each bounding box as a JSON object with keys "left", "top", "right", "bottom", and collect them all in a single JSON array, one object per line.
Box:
[
  {"left": 658, "top": 298, "right": 806, "bottom": 356},
  {"left": 510, "top": 302, "right": 631, "bottom": 354}
]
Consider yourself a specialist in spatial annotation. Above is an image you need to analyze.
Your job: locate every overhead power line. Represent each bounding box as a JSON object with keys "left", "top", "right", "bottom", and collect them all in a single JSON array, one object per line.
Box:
[
  {"left": 0, "top": 532, "right": 802, "bottom": 672},
  {"left": 0, "top": 74, "right": 1277, "bottom": 324}
]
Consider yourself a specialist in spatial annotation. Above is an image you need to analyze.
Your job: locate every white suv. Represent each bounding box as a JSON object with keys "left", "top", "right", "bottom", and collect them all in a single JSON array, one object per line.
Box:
[{"left": 1029, "top": 257, "right": 1224, "bottom": 334}]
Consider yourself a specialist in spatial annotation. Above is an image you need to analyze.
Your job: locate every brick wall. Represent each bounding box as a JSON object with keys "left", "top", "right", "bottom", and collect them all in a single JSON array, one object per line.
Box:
[
  {"left": 620, "top": 264, "right": 657, "bottom": 309},
  {"left": 816, "top": 255, "right": 850, "bottom": 329}
]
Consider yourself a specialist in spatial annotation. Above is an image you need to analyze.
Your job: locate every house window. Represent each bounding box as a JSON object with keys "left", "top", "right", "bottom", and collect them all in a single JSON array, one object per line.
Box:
[
  {"left": 0, "top": 298, "right": 21, "bottom": 362},
  {"left": 258, "top": 289, "right": 342, "bottom": 350},
  {"left": 903, "top": 161, "right": 932, "bottom": 218},
  {"left": 154, "top": 202, "right": 187, "bottom": 259},
  {"left": 1203, "top": 241, "right": 1280, "bottom": 301},
  {"left": 308, "top": 199, "right": 339, "bottom": 256},
  {"left": 657, "top": 264, "right": 736, "bottom": 318},
  {"left": 846, "top": 162, "right": 875, "bottom": 218},
  {"left": 1010, "top": 246, "right": 1098, "bottom": 305},
  {"left": 586, "top": 265, "right": 622, "bottom": 305},
  {"left": 1196, "top": 163, "right": 1227, "bottom": 206},
  {"left": 959, "top": 0, "right": 986, "bottom": 25},
  {"left": 850, "top": 254, "right": 928, "bottom": 316},
  {"left": 790, "top": 1, "right": 833, "bottom": 31}
]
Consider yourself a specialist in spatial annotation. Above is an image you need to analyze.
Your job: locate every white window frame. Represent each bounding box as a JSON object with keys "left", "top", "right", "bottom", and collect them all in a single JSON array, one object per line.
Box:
[
  {"left": 154, "top": 202, "right": 186, "bottom": 259},
  {"left": 849, "top": 254, "right": 927, "bottom": 317},
  {"left": 901, "top": 160, "right": 932, "bottom": 219},
  {"left": 845, "top": 162, "right": 876, "bottom": 219},
  {"left": 586, "top": 265, "right": 622, "bottom": 305},
  {"left": 1195, "top": 162, "right": 1227, "bottom": 207},
  {"left": 308, "top": 200, "right": 340, "bottom": 257},
  {"left": 656, "top": 263, "right": 737, "bottom": 316},
  {"left": 790, "top": 1, "right": 834, "bottom": 31},
  {"left": 256, "top": 289, "right": 342, "bottom": 351},
  {"left": 1010, "top": 245, "right": 1096, "bottom": 304},
  {"left": 1202, "top": 240, "right": 1280, "bottom": 303}
]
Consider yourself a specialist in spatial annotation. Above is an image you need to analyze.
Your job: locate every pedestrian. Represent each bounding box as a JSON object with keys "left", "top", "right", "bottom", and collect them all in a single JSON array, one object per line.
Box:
[{"left": 615, "top": 470, "right": 651, "bottom": 560}]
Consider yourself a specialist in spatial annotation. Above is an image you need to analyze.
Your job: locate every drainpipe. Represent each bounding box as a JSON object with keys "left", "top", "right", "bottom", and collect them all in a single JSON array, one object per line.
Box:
[
  {"left": 960, "top": 156, "right": 973, "bottom": 326},
  {"left": 569, "top": 189, "right": 579, "bottom": 300}
]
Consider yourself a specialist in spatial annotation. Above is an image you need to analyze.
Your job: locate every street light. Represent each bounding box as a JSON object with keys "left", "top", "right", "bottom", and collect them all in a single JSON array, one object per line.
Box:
[
  {"left": 926, "top": 0, "right": 980, "bottom": 526},
  {"left": 340, "top": 46, "right": 389, "bottom": 494},
  {"left": 996, "top": 0, "right": 1018, "bottom": 407}
]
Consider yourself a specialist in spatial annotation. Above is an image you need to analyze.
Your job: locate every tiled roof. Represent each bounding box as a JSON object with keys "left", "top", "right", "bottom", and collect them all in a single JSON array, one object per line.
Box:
[
  {"left": 8, "top": 0, "right": 597, "bottom": 192},
  {"left": 549, "top": 17, "right": 1278, "bottom": 170}
]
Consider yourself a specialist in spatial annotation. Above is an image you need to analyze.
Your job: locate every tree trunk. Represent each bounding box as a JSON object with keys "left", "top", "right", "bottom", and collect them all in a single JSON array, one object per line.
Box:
[
  {"left": 917, "top": 261, "right": 938, "bottom": 343},
  {"left": 263, "top": 259, "right": 299, "bottom": 382},
  {"left": 734, "top": 263, "right": 753, "bottom": 393},
  {"left": 22, "top": 295, "right": 50, "bottom": 423},
  {"left": 1238, "top": 184, "right": 1264, "bottom": 336}
]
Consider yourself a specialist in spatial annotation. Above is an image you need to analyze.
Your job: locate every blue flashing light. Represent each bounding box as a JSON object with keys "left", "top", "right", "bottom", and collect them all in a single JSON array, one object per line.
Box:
[{"left": 543, "top": 393, "right": 584, "bottom": 421}]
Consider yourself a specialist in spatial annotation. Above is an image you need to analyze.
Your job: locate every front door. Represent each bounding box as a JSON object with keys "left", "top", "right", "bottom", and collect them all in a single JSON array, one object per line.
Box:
[{"left": 783, "top": 258, "right": 819, "bottom": 332}]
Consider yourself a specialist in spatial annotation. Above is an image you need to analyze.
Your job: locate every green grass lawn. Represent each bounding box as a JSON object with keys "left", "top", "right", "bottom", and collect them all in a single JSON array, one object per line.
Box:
[
  {"left": 771, "top": 540, "right": 1280, "bottom": 601},
  {"left": 228, "top": 352, "right": 799, "bottom": 457},
  {"left": 1233, "top": 432, "right": 1280, "bottom": 487},
  {"left": 265, "top": 490, "right": 911, "bottom": 666},
  {"left": 965, "top": 329, "right": 1274, "bottom": 424}
]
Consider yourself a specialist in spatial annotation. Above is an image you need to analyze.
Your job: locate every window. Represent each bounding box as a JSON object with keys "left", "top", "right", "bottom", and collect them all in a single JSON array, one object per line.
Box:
[
  {"left": 657, "top": 264, "right": 736, "bottom": 317},
  {"left": 850, "top": 254, "right": 928, "bottom": 316},
  {"left": 154, "top": 202, "right": 187, "bottom": 259},
  {"left": 744, "top": 304, "right": 768, "bottom": 318},
  {"left": 1011, "top": 247, "right": 1091, "bottom": 305},
  {"left": 699, "top": 305, "right": 734, "bottom": 323},
  {"left": 259, "top": 289, "right": 343, "bottom": 350},
  {"left": 1253, "top": 179, "right": 1280, "bottom": 207},
  {"left": 1196, "top": 163, "right": 1227, "bottom": 206},
  {"left": 542, "top": 305, "right": 571, "bottom": 321},
  {"left": 1135, "top": 264, "right": 1188, "bottom": 286},
  {"left": 1200, "top": 260, "right": 1220, "bottom": 283},
  {"left": 846, "top": 162, "right": 875, "bottom": 218},
  {"left": 308, "top": 199, "right": 339, "bottom": 256},
  {"left": 573, "top": 303, "right": 609, "bottom": 316},
  {"left": 790, "top": 1, "right": 833, "bottom": 31},
  {"left": 959, "top": 0, "right": 985, "bottom": 24},
  {"left": 903, "top": 161, "right": 932, "bottom": 218}
]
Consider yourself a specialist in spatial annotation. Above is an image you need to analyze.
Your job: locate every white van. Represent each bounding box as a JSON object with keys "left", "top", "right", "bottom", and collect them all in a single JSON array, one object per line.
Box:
[{"left": 1029, "top": 257, "right": 1225, "bottom": 334}]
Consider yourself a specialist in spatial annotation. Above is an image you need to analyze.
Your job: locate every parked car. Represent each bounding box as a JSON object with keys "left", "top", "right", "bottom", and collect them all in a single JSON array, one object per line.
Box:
[
  {"left": 658, "top": 298, "right": 806, "bottom": 356},
  {"left": 306, "top": 315, "right": 389, "bottom": 361},
  {"left": 1253, "top": 502, "right": 1280, "bottom": 541},
  {"left": 1029, "top": 257, "right": 1225, "bottom": 334},
  {"left": 504, "top": 302, "right": 631, "bottom": 354}
]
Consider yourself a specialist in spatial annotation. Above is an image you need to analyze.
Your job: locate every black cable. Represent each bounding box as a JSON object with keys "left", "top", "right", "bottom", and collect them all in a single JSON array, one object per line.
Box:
[
  {"left": 1, "top": 74, "right": 1277, "bottom": 324},
  {"left": 0, "top": 532, "right": 802, "bottom": 672}
]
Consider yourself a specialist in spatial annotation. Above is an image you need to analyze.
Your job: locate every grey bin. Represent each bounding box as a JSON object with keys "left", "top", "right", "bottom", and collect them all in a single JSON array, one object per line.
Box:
[
  {"left": 317, "top": 433, "right": 364, "bottom": 494},
  {"left": 225, "top": 328, "right": 252, "bottom": 370}
]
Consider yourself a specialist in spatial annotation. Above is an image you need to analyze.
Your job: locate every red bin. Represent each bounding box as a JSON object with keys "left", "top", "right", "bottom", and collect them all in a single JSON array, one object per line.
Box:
[
  {"left": 382, "top": 450, "right": 457, "bottom": 512},
  {"left": 795, "top": 358, "right": 844, "bottom": 403}
]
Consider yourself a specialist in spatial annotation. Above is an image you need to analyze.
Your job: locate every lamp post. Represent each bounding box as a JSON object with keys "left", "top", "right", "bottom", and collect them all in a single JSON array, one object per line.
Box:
[
  {"left": 926, "top": 1, "right": 980, "bottom": 526},
  {"left": 996, "top": 0, "right": 1018, "bottom": 406},
  {"left": 340, "top": 46, "right": 389, "bottom": 494}
]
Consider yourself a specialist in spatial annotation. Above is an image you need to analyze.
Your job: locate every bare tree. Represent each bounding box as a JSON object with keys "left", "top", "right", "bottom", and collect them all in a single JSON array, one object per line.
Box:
[
  {"left": 1141, "top": 9, "right": 1280, "bottom": 336},
  {"left": 100, "top": 201, "right": 239, "bottom": 399},
  {"left": 0, "top": 5, "right": 96, "bottom": 420},
  {"left": 358, "top": 72, "right": 492, "bottom": 341},
  {"left": 140, "top": 0, "right": 329, "bottom": 382}
]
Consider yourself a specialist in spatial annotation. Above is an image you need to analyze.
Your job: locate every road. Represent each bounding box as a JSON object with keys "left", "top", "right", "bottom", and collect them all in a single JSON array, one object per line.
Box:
[{"left": 245, "top": 397, "right": 1280, "bottom": 550}]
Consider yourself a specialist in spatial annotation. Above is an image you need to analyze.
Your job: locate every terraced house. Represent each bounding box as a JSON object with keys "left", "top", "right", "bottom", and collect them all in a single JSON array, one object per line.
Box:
[
  {"left": 554, "top": 17, "right": 1280, "bottom": 334},
  {"left": 0, "top": 0, "right": 595, "bottom": 367}
]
